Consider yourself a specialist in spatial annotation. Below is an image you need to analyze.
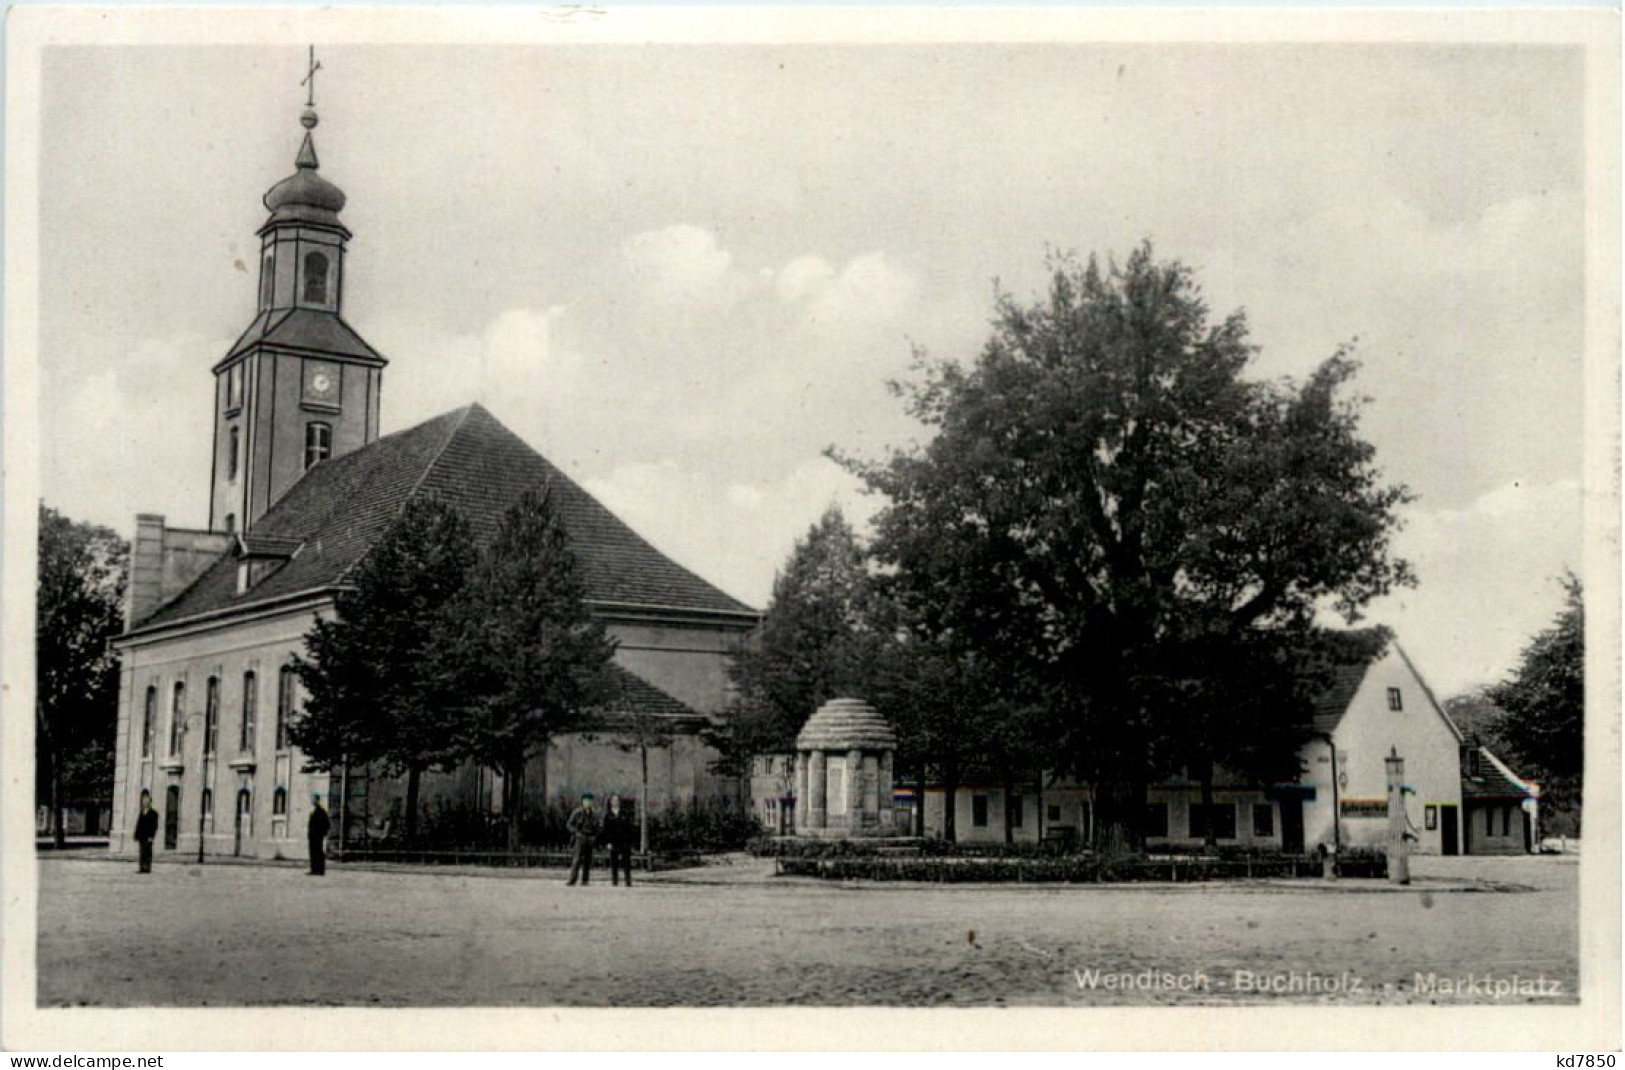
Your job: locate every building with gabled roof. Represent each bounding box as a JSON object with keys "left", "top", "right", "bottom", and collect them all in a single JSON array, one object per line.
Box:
[{"left": 109, "top": 95, "right": 757, "bottom": 862}]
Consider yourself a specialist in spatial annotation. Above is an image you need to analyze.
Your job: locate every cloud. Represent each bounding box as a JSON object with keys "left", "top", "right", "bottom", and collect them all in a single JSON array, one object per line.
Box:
[
  {"left": 621, "top": 225, "right": 742, "bottom": 308},
  {"left": 43, "top": 331, "right": 220, "bottom": 533},
  {"left": 775, "top": 250, "right": 920, "bottom": 332},
  {"left": 1362, "top": 478, "right": 1583, "bottom": 696},
  {"left": 584, "top": 455, "right": 878, "bottom": 608}
]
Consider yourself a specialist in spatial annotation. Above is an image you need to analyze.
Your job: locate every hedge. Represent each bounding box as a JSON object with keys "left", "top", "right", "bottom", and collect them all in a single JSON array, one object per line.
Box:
[{"left": 777, "top": 851, "right": 1387, "bottom": 882}]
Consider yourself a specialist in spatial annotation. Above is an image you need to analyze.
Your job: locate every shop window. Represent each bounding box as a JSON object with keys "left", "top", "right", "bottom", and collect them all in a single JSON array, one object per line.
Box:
[
  {"left": 1190, "top": 803, "right": 1237, "bottom": 840},
  {"left": 1252, "top": 803, "right": 1274, "bottom": 838},
  {"left": 1144, "top": 802, "right": 1169, "bottom": 838},
  {"left": 1047, "top": 804, "right": 1061, "bottom": 823}
]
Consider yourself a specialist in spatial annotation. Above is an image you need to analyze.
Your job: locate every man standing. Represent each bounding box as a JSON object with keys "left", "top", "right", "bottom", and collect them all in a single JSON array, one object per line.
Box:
[
  {"left": 308, "top": 794, "right": 331, "bottom": 876},
  {"left": 604, "top": 794, "right": 635, "bottom": 887},
  {"left": 133, "top": 790, "right": 158, "bottom": 874},
  {"left": 566, "top": 792, "right": 598, "bottom": 886}
]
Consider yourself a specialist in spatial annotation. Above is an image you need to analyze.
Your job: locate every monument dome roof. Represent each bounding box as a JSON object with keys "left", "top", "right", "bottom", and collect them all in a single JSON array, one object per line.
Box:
[{"left": 796, "top": 697, "right": 897, "bottom": 751}]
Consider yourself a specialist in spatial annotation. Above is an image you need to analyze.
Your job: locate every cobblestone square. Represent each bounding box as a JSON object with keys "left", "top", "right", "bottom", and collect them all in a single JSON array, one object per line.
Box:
[{"left": 37, "top": 854, "right": 1579, "bottom": 1007}]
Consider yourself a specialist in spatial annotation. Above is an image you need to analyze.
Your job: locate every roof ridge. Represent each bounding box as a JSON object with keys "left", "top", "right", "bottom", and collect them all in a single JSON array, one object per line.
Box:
[{"left": 329, "top": 404, "right": 478, "bottom": 589}]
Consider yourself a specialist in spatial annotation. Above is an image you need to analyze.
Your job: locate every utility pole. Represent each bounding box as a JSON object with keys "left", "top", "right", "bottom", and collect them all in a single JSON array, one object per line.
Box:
[{"left": 1385, "top": 746, "right": 1411, "bottom": 885}]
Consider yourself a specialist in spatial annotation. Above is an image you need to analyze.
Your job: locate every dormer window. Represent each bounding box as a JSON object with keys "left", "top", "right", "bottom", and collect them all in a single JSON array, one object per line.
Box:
[{"left": 303, "top": 250, "right": 329, "bottom": 305}]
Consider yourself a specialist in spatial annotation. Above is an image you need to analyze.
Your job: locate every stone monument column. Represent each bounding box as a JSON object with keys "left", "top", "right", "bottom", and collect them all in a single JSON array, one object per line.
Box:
[
  {"left": 808, "top": 749, "right": 827, "bottom": 829},
  {"left": 848, "top": 748, "right": 865, "bottom": 828},
  {"left": 862, "top": 754, "right": 880, "bottom": 827},
  {"left": 795, "top": 753, "right": 809, "bottom": 831},
  {"left": 877, "top": 751, "right": 894, "bottom": 832}
]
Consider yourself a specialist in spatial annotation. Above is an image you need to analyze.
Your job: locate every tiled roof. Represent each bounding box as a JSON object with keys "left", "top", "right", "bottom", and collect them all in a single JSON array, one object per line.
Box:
[
  {"left": 1307, "top": 629, "right": 1391, "bottom": 735},
  {"left": 600, "top": 663, "right": 706, "bottom": 727},
  {"left": 224, "top": 308, "right": 386, "bottom": 364},
  {"left": 1462, "top": 746, "right": 1538, "bottom": 800},
  {"left": 131, "top": 403, "right": 757, "bottom": 632}
]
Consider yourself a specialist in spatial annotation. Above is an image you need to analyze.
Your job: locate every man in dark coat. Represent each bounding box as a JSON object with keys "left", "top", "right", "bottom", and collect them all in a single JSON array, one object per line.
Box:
[
  {"left": 308, "top": 794, "right": 331, "bottom": 876},
  {"left": 133, "top": 791, "right": 158, "bottom": 873},
  {"left": 603, "top": 794, "right": 636, "bottom": 887},
  {"left": 565, "top": 792, "right": 598, "bottom": 886}
]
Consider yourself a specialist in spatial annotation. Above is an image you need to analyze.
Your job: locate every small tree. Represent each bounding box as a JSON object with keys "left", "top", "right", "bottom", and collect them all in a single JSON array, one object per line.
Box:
[
  {"left": 1489, "top": 572, "right": 1584, "bottom": 831},
  {"left": 291, "top": 494, "right": 477, "bottom": 840},
  {"left": 712, "top": 507, "right": 880, "bottom": 772},
  {"left": 435, "top": 486, "right": 618, "bottom": 852},
  {"left": 36, "top": 504, "right": 128, "bottom": 845},
  {"left": 612, "top": 704, "right": 672, "bottom": 855}
]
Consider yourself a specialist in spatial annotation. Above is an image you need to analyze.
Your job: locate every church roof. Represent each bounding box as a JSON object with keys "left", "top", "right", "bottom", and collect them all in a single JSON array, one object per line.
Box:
[
  {"left": 222, "top": 308, "right": 387, "bottom": 366},
  {"left": 130, "top": 403, "right": 757, "bottom": 634}
]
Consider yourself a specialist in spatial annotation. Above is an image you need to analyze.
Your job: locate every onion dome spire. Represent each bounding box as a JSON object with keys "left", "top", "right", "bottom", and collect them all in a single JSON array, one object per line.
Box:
[{"left": 261, "top": 52, "right": 347, "bottom": 233}]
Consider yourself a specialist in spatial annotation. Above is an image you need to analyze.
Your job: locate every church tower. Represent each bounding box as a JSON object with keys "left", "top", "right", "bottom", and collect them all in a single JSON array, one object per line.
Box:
[{"left": 209, "top": 87, "right": 385, "bottom": 533}]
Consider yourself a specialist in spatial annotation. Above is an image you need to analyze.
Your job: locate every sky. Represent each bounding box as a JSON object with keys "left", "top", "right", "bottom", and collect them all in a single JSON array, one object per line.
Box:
[{"left": 37, "top": 41, "right": 1589, "bottom": 697}]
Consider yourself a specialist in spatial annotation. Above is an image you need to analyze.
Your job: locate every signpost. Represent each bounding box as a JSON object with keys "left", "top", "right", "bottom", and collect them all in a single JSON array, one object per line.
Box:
[{"left": 1385, "top": 746, "right": 1411, "bottom": 885}]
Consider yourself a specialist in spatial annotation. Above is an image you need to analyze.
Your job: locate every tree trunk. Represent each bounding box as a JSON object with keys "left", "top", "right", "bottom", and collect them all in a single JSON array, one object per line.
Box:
[
  {"left": 503, "top": 759, "right": 525, "bottom": 854},
  {"left": 404, "top": 765, "right": 422, "bottom": 843},
  {"left": 943, "top": 759, "right": 959, "bottom": 844},
  {"left": 639, "top": 743, "right": 650, "bottom": 855},
  {"left": 1002, "top": 772, "right": 1015, "bottom": 845},
  {"left": 914, "top": 762, "right": 927, "bottom": 838},
  {"left": 1094, "top": 770, "right": 1145, "bottom": 860},
  {"left": 50, "top": 748, "right": 66, "bottom": 848},
  {"left": 1199, "top": 762, "right": 1216, "bottom": 851}
]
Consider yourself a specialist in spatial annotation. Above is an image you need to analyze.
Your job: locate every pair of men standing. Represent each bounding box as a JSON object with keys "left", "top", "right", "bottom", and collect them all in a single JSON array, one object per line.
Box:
[
  {"left": 130, "top": 789, "right": 330, "bottom": 876},
  {"left": 566, "top": 792, "right": 636, "bottom": 887}
]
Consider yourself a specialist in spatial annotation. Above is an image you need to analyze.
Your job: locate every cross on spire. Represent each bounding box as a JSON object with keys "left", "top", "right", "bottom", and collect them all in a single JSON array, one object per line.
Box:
[{"left": 300, "top": 45, "right": 323, "bottom": 108}]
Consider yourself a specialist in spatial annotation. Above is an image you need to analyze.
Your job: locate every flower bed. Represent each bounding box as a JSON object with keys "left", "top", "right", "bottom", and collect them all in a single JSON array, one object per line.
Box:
[{"left": 777, "top": 850, "right": 1387, "bottom": 882}]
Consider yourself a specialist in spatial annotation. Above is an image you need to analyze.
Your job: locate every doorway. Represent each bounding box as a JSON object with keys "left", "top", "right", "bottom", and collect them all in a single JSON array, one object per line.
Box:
[
  {"left": 163, "top": 786, "right": 180, "bottom": 850},
  {"left": 234, "top": 788, "right": 252, "bottom": 856},
  {"left": 1440, "top": 804, "right": 1460, "bottom": 856},
  {"left": 1279, "top": 797, "right": 1305, "bottom": 854}
]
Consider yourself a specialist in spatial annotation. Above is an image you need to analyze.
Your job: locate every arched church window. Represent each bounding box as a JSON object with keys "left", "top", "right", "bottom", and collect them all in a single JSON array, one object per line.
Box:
[
  {"left": 142, "top": 686, "right": 157, "bottom": 758},
  {"left": 276, "top": 666, "right": 295, "bottom": 750},
  {"left": 228, "top": 426, "right": 240, "bottom": 480},
  {"left": 302, "top": 251, "right": 329, "bottom": 305},
  {"left": 304, "top": 422, "right": 332, "bottom": 471},
  {"left": 201, "top": 788, "right": 213, "bottom": 824},
  {"left": 168, "top": 682, "right": 186, "bottom": 756},
  {"left": 260, "top": 251, "right": 274, "bottom": 309},
  {"left": 273, "top": 787, "right": 288, "bottom": 816},
  {"left": 204, "top": 677, "right": 220, "bottom": 755},
  {"left": 240, "top": 671, "right": 257, "bottom": 753}
]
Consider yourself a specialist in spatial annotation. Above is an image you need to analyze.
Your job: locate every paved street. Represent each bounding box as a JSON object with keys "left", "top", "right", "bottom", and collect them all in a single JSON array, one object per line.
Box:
[{"left": 37, "top": 854, "right": 1578, "bottom": 1007}]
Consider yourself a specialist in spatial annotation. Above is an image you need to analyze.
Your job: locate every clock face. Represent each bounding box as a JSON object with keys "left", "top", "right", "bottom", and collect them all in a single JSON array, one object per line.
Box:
[{"left": 303, "top": 362, "right": 340, "bottom": 405}]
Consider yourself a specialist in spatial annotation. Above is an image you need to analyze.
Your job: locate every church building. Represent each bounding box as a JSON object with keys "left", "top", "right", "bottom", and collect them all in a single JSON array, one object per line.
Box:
[{"left": 109, "top": 96, "right": 759, "bottom": 861}]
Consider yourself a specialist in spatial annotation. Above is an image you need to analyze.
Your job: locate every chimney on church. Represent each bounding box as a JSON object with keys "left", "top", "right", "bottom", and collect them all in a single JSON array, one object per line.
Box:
[{"left": 125, "top": 514, "right": 236, "bottom": 627}]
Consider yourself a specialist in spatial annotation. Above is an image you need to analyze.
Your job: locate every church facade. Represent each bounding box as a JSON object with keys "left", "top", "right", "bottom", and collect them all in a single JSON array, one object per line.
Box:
[{"left": 109, "top": 102, "right": 758, "bottom": 861}]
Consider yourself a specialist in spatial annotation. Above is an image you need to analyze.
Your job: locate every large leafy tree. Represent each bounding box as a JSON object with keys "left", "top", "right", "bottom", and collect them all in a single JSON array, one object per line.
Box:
[
  {"left": 1488, "top": 572, "right": 1584, "bottom": 830},
  {"left": 713, "top": 507, "right": 882, "bottom": 772},
  {"left": 36, "top": 504, "right": 128, "bottom": 845},
  {"left": 434, "top": 486, "right": 618, "bottom": 852},
  {"left": 291, "top": 493, "right": 477, "bottom": 839},
  {"left": 840, "top": 245, "right": 1414, "bottom": 851}
]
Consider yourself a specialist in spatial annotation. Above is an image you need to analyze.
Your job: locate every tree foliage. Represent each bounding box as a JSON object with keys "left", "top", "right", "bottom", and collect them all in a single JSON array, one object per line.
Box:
[
  {"left": 1488, "top": 572, "right": 1584, "bottom": 824},
  {"left": 714, "top": 507, "right": 881, "bottom": 771},
  {"left": 36, "top": 504, "right": 128, "bottom": 843},
  {"left": 290, "top": 494, "right": 477, "bottom": 836},
  {"left": 837, "top": 244, "right": 1414, "bottom": 848},
  {"left": 434, "top": 487, "right": 619, "bottom": 850}
]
